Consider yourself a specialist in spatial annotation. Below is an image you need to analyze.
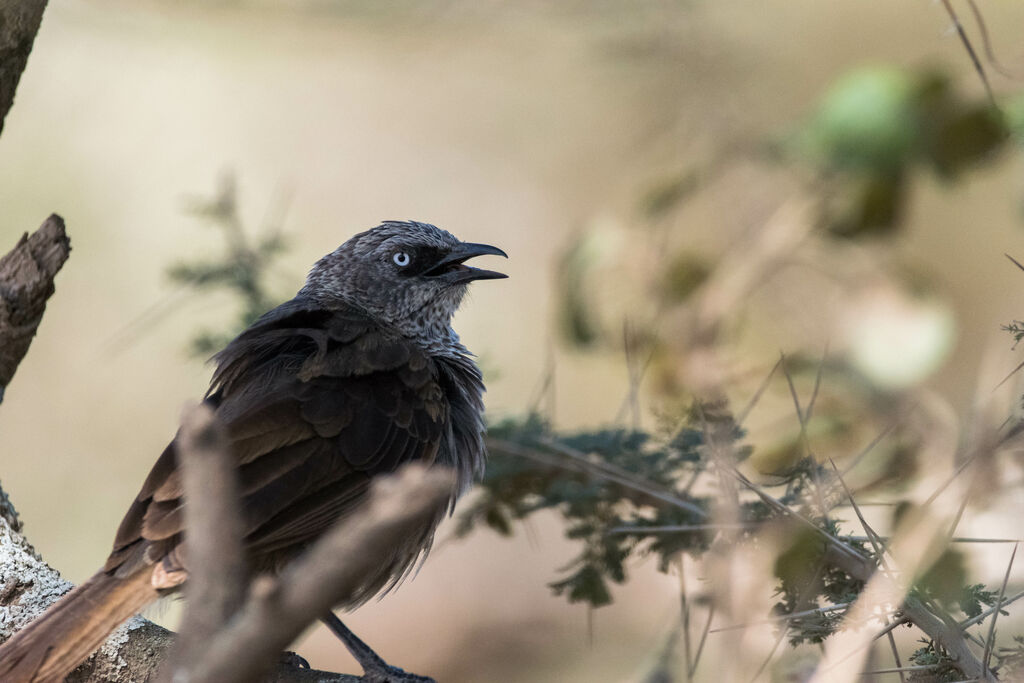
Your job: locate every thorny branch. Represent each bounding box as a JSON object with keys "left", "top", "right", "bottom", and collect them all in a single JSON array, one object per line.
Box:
[{"left": 481, "top": 406, "right": 1008, "bottom": 680}]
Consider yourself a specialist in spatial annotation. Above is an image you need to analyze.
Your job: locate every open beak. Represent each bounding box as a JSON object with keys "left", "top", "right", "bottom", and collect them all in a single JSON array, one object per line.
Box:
[{"left": 426, "top": 242, "right": 508, "bottom": 284}]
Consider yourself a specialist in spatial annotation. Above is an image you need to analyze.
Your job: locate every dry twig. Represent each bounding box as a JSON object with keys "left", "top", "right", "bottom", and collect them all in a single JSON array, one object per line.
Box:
[
  {"left": 171, "top": 463, "right": 456, "bottom": 683},
  {"left": 164, "top": 403, "right": 249, "bottom": 676}
]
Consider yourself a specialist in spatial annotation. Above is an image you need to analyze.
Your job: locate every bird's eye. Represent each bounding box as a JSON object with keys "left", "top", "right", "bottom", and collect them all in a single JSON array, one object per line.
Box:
[{"left": 392, "top": 252, "right": 411, "bottom": 267}]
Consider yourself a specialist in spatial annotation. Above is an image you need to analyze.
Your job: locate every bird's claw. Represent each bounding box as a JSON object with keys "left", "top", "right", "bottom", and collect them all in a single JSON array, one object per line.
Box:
[
  {"left": 278, "top": 651, "right": 311, "bottom": 669},
  {"left": 361, "top": 663, "right": 436, "bottom": 683}
]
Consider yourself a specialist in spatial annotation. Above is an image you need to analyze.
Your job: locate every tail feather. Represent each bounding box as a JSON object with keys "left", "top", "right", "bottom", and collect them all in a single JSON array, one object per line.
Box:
[{"left": 0, "top": 569, "right": 157, "bottom": 683}]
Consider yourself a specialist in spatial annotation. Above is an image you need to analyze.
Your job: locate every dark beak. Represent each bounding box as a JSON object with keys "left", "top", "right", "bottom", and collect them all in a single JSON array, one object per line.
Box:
[{"left": 426, "top": 242, "right": 508, "bottom": 284}]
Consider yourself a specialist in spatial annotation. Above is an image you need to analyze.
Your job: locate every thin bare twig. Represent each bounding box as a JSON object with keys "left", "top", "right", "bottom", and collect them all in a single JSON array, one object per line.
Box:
[
  {"left": 780, "top": 353, "right": 831, "bottom": 521},
  {"left": 982, "top": 544, "right": 1017, "bottom": 672},
  {"left": 735, "top": 356, "right": 783, "bottom": 428},
  {"left": 723, "top": 466, "right": 867, "bottom": 565},
  {"left": 841, "top": 420, "right": 901, "bottom": 480},
  {"left": 966, "top": 0, "right": 1018, "bottom": 79},
  {"left": 885, "top": 614, "right": 907, "bottom": 683},
  {"left": 677, "top": 558, "right": 692, "bottom": 681},
  {"left": 710, "top": 603, "right": 852, "bottom": 633},
  {"left": 608, "top": 523, "right": 754, "bottom": 535},
  {"left": 828, "top": 459, "right": 891, "bottom": 574},
  {"left": 489, "top": 436, "right": 708, "bottom": 518},
  {"left": 690, "top": 604, "right": 714, "bottom": 678},
  {"left": 938, "top": 0, "right": 997, "bottom": 107},
  {"left": 960, "top": 590, "right": 1024, "bottom": 629},
  {"left": 804, "top": 343, "right": 828, "bottom": 424},
  {"left": 858, "top": 664, "right": 946, "bottom": 675},
  {"left": 747, "top": 561, "right": 828, "bottom": 683},
  {"left": 814, "top": 617, "right": 911, "bottom": 677},
  {"left": 843, "top": 535, "right": 1018, "bottom": 545}
]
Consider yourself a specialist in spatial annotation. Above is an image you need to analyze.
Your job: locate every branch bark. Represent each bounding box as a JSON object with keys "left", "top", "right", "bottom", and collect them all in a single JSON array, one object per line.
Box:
[
  {"left": 166, "top": 403, "right": 249, "bottom": 671},
  {"left": 170, "top": 463, "right": 456, "bottom": 683},
  {"left": 0, "top": 505, "right": 357, "bottom": 683},
  {"left": 0, "top": 0, "right": 48, "bottom": 136},
  {"left": 0, "top": 214, "right": 70, "bottom": 403},
  {"left": 824, "top": 545, "right": 994, "bottom": 681}
]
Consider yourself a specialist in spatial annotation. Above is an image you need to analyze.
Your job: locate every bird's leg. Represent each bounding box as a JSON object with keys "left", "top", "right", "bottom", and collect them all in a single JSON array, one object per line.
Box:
[{"left": 321, "top": 612, "right": 436, "bottom": 683}]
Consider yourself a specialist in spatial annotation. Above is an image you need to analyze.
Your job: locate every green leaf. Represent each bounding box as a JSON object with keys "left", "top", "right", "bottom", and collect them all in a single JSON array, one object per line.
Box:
[
  {"left": 917, "top": 548, "right": 968, "bottom": 607},
  {"left": 805, "top": 66, "right": 917, "bottom": 172},
  {"left": 549, "top": 564, "right": 613, "bottom": 607}
]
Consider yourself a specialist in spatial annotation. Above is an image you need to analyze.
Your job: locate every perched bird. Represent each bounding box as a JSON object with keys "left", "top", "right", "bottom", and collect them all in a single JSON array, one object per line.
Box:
[{"left": 0, "top": 221, "right": 507, "bottom": 682}]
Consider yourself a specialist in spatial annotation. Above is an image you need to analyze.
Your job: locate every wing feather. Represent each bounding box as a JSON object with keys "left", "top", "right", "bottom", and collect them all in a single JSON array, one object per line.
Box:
[{"left": 105, "top": 298, "right": 450, "bottom": 586}]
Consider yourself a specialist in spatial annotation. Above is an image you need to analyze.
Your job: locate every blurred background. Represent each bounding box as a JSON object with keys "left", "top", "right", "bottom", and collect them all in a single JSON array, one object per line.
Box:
[{"left": 4, "top": 1, "right": 1024, "bottom": 681}]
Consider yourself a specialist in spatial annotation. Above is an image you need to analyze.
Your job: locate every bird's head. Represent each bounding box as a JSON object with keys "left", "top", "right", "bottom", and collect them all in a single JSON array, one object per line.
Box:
[{"left": 301, "top": 220, "right": 507, "bottom": 340}]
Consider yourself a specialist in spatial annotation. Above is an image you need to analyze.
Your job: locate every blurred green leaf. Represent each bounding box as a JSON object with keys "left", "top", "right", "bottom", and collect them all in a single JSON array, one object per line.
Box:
[
  {"left": 914, "top": 71, "right": 1008, "bottom": 178},
  {"left": 823, "top": 169, "right": 906, "bottom": 238},
  {"left": 550, "top": 563, "right": 613, "bottom": 606},
  {"left": 556, "top": 236, "right": 600, "bottom": 348},
  {"left": 805, "top": 66, "right": 916, "bottom": 172},
  {"left": 641, "top": 171, "right": 700, "bottom": 218},
  {"left": 775, "top": 528, "right": 826, "bottom": 597},
  {"left": 957, "top": 583, "right": 1002, "bottom": 620},
  {"left": 661, "top": 251, "right": 711, "bottom": 303},
  {"left": 917, "top": 548, "right": 968, "bottom": 607}
]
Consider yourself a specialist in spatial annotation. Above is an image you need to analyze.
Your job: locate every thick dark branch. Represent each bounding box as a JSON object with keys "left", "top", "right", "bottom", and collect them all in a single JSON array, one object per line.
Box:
[
  {"left": 0, "top": 0, "right": 48, "bottom": 135},
  {"left": 165, "top": 403, "right": 248, "bottom": 673},
  {"left": 0, "top": 214, "right": 71, "bottom": 403},
  {"left": 176, "top": 463, "right": 456, "bottom": 683}
]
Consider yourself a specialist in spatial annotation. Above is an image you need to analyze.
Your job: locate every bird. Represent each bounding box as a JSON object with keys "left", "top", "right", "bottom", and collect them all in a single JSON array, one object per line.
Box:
[{"left": 0, "top": 220, "right": 507, "bottom": 682}]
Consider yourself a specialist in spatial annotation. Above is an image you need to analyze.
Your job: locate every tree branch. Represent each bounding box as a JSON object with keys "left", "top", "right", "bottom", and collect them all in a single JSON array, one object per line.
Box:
[
  {"left": 172, "top": 463, "right": 456, "bottom": 683},
  {"left": 0, "top": 214, "right": 71, "bottom": 403},
  {"left": 824, "top": 545, "right": 994, "bottom": 681},
  {"left": 164, "top": 403, "right": 249, "bottom": 674},
  {"left": 0, "top": 0, "right": 49, "bottom": 135}
]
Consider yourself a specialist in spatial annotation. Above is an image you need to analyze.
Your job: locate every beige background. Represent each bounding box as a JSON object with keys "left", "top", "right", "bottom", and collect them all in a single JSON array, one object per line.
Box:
[{"left": 2, "top": 2, "right": 1024, "bottom": 680}]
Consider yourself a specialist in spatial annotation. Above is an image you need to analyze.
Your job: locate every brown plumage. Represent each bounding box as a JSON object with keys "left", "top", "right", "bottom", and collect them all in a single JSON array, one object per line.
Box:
[{"left": 0, "top": 221, "right": 506, "bottom": 682}]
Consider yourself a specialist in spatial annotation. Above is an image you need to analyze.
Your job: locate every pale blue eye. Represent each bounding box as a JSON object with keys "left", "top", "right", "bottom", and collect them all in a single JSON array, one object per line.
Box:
[{"left": 393, "top": 252, "right": 411, "bottom": 267}]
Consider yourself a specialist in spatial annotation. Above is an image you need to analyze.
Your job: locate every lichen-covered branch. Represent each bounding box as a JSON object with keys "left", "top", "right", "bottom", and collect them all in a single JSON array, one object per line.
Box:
[{"left": 0, "top": 484, "right": 361, "bottom": 683}]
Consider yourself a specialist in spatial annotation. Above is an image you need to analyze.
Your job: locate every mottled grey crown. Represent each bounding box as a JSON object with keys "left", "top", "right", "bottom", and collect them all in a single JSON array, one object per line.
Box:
[{"left": 300, "top": 221, "right": 506, "bottom": 350}]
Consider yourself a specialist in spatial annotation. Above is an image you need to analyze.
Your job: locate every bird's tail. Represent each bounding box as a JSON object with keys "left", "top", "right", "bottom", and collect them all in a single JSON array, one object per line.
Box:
[{"left": 0, "top": 568, "right": 157, "bottom": 683}]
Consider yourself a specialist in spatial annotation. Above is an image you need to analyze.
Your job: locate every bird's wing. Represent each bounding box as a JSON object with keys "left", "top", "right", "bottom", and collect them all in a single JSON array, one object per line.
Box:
[{"left": 105, "top": 298, "right": 449, "bottom": 587}]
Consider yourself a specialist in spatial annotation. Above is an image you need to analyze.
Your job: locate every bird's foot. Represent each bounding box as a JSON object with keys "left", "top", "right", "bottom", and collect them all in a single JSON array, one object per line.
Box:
[
  {"left": 360, "top": 663, "right": 436, "bottom": 683},
  {"left": 279, "top": 651, "right": 310, "bottom": 669},
  {"left": 322, "top": 613, "right": 436, "bottom": 683}
]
